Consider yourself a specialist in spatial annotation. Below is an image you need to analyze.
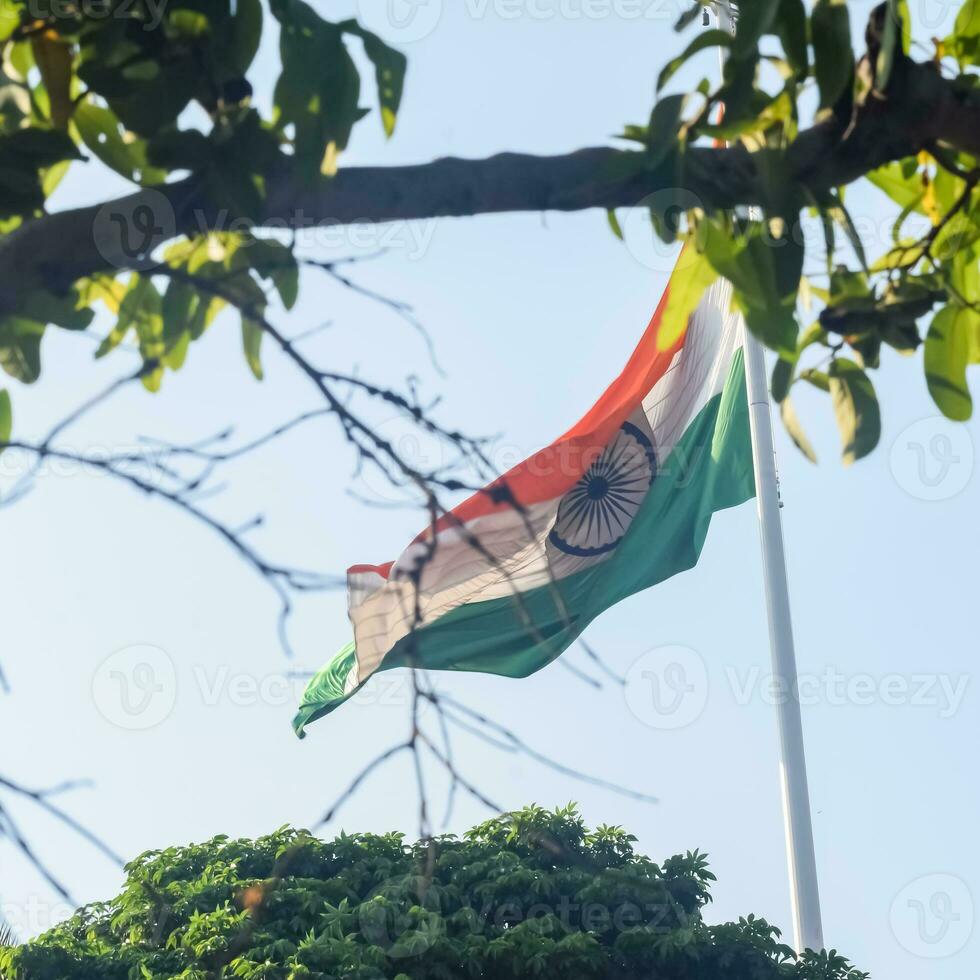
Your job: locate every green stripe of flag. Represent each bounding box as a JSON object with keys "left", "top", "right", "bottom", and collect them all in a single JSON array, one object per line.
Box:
[{"left": 294, "top": 349, "right": 753, "bottom": 737}]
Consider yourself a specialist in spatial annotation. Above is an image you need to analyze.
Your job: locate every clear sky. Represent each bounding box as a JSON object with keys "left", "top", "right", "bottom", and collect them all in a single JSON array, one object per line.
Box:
[{"left": 1, "top": 1, "right": 977, "bottom": 977}]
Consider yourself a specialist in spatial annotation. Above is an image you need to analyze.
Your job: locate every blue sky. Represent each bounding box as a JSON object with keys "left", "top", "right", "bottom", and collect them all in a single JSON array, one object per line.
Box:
[{"left": 0, "top": 1, "right": 977, "bottom": 976}]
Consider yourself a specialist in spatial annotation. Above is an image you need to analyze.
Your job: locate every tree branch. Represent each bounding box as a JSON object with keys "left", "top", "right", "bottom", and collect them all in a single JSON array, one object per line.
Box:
[{"left": 0, "top": 56, "right": 975, "bottom": 315}]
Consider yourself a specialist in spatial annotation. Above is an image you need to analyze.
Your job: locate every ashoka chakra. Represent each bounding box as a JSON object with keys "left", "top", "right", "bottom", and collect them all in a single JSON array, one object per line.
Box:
[{"left": 548, "top": 421, "right": 656, "bottom": 558}]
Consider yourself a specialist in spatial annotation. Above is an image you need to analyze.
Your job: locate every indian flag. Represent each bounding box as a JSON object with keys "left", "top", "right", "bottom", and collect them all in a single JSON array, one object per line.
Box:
[{"left": 294, "top": 272, "right": 755, "bottom": 736}]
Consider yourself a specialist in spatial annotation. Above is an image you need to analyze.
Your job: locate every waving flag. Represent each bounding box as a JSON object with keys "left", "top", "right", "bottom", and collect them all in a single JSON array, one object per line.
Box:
[{"left": 294, "top": 273, "right": 755, "bottom": 736}]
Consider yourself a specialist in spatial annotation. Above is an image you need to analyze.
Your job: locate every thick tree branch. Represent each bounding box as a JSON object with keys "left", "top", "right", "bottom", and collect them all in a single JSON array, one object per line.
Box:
[{"left": 0, "top": 56, "right": 976, "bottom": 316}]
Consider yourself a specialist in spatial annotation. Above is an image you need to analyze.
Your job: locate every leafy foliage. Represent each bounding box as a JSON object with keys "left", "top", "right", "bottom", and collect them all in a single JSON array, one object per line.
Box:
[
  {"left": 0, "top": 805, "right": 867, "bottom": 980},
  {"left": 0, "top": 0, "right": 977, "bottom": 465},
  {"left": 615, "top": 0, "right": 980, "bottom": 463},
  {"left": 0, "top": 0, "right": 403, "bottom": 394}
]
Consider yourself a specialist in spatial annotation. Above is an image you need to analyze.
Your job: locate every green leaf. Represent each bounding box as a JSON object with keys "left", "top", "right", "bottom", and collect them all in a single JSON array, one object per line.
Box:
[
  {"left": 161, "top": 278, "right": 195, "bottom": 366},
  {"left": 0, "top": 316, "right": 44, "bottom": 382},
  {"left": 164, "top": 328, "right": 191, "bottom": 371},
  {"left": 898, "top": 0, "right": 912, "bottom": 52},
  {"left": 925, "top": 305, "right": 975, "bottom": 420},
  {"left": 800, "top": 368, "right": 830, "bottom": 392},
  {"left": 147, "top": 128, "right": 211, "bottom": 172},
  {"left": 644, "top": 94, "right": 686, "bottom": 167},
  {"left": 77, "top": 41, "right": 199, "bottom": 139},
  {"left": 96, "top": 274, "right": 162, "bottom": 367},
  {"left": 732, "top": 0, "right": 780, "bottom": 60},
  {"left": 0, "top": 127, "right": 82, "bottom": 165},
  {"left": 0, "top": 0, "right": 19, "bottom": 43},
  {"left": 771, "top": 356, "right": 794, "bottom": 403},
  {"left": 947, "top": 0, "right": 980, "bottom": 66},
  {"left": 41, "top": 158, "right": 70, "bottom": 196},
  {"left": 955, "top": 0, "right": 980, "bottom": 38},
  {"left": 168, "top": 8, "right": 210, "bottom": 37},
  {"left": 655, "top": 245, "right": 718, "bottom": 351},
  {"left": 796, "top": 320, "right": 828, "bottom": 353},
  {"left": 340, "top": 20, "right": 407, "bottom": 139},
  {"left": 811, "top": 0, "right": 852, "bottom": 109},
  {"left": 244, "top": 238, "right": 299, "bottom": 309},
  {"left": 227, "top": 0, "right": 264, "bottom": 77},
  {"left": 241, "top": 314, "right": 264, "bottom": 380},
  {"left": 829, "top": 358, "right": 881, "bottom": 464},
  {"left": 0, "top": 388, "right": 11, "bottom": 452},
  {"left": 606, "top": 209, "right": 624, "bottom": 241},
  {"left": 674, "top": 1, "right": 708, "bottom": 32},
  {"left": 73, "top": 101, "right": 166, "bottom": 184},
  {"left": 16, "top": 288, "right": 94, "bottom": 331},
  {"left": 866, "top": 161, "right": 925, "bottom": 213},
  {"left": 272, "top": 0, "right": 363, "bottom": 181},
  {"left": 701, "top": 219, "right": 800, "bottom": 353},
  {"left": 656, "top": 29, "right": 731, "bottom": 92},
  {"left": 775, "top": 0, "right": 808, "bottom": 78},
  {"left": 780, "top": 395, "right": 817, "bottom": 462},
  {"left": 872, "top": 239, "right": 923, "bottom": 272},
  {"left": 0, "top": 126, "right": 84, "bottom": 216},
  {"left": 951, "top": 235, "right": 980, "bottom": 315},
  {"left": 876, "top": 0, "right": 907, "bottom": 90},
  {"left": 826, "top": 194, "right": 868, "bottom": 272}
]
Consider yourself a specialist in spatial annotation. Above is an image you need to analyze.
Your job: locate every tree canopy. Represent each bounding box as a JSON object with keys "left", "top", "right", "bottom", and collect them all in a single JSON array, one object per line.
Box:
[
  {"left": 0, "top": 805, "right": 869, "bottom": 979},
  {"left": 0, "top": 0, "right": 978, "bottom": 465}
]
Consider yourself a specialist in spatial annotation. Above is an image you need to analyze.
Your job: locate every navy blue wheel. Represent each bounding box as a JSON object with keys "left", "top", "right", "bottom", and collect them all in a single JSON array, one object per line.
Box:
[{"left": 548, "top": 420, "right": 657, "bottom": 558}]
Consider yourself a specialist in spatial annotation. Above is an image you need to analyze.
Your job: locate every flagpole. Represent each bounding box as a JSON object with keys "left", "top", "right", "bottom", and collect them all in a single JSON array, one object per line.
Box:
[{"left": 712, "top": 0, "right": 824, "bottom": 954}]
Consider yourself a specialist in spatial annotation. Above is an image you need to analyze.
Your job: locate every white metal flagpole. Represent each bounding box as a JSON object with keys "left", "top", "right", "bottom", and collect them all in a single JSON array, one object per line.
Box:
[
  {"left": 711, "top": 0, "right": 825, "bottom": 954},
  {"left": 742, "top": 334, "right": 825, "bottom": 955}
]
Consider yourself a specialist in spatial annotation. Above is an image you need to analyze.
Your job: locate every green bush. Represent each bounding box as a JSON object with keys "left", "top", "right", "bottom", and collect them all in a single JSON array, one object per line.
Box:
[{"left": 0, "top": 805, "right": 866, "bottom": 979}]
